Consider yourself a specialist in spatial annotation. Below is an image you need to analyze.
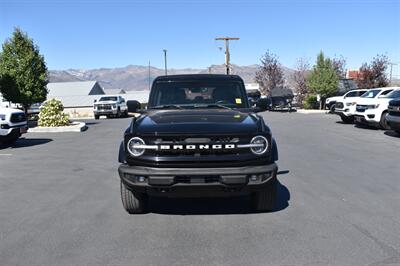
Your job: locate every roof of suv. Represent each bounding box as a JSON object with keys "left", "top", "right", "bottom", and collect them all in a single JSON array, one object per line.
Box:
[{"left": 153, "top": 74, "right": 244, "bottom": 82}]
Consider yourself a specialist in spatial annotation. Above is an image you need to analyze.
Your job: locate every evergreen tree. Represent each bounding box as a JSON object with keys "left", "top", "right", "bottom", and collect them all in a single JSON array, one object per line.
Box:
[
  {"left": 307, "top": 52, "right": 339, "bottom": 108},
  {"left": 0, "top": 28, "right": 48, "bottom": 112}
]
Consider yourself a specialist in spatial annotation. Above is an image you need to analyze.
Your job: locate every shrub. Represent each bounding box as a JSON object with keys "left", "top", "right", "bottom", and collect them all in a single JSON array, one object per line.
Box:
[
  {"left": 38, "top": 98, "right": 69, "bottom": 127},
  {"left": 303, "top": 94, "right": 319, "bottom": 109}
]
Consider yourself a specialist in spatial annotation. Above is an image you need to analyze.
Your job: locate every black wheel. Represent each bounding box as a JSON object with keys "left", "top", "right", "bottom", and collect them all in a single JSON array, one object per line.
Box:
[
  {"left": 117, "top": 108, "right": 121, "bottom": 118},
  {"left": 379, "top": 111, "right": 390, "bottom": 130},
  {"left": 120, "top": 181, "right": 147, "bottom": 214},
  {"left": 124, "top": 110, "right": 128, "bottom": 117},
  {"left": 251, "top": 177, "right": 277, "bottom": 212},
  {"left": 340, "top": 114, "right": 354, "bottom": 124},
  {"left": 106, "top": 115, "right": 110, "bottom": 119},
  {"left": 329, "top": 104, "right": 336, "bottom": 114},
  {"left": 94, "top": 115, "right": 99, "bottom": 120}
]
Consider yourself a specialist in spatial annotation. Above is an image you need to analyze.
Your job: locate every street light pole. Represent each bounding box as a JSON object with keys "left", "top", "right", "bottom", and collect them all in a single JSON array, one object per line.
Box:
[
  {"left": 215, "top": 37, "right": 239, "bottom": 75},
  {"left": 163, "top": 49, "right": 168, "bottom": 75}
]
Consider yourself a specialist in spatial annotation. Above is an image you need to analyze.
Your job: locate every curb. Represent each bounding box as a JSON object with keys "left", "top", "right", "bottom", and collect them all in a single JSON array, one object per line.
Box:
[
  {"left": 28, "top": 121, "right": 87, "bottom": 133},
  {"left": 296, "top": 109, "right": 329, "bottom": 114}
]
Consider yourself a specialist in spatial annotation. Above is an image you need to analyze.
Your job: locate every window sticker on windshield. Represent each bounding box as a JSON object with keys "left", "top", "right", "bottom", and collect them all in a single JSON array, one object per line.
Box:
[{"left": 235, "top": 98, "right": 242, "bottom": 104}]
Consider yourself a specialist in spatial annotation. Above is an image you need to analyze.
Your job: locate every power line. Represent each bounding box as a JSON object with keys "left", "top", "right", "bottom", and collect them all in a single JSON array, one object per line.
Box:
[{"left": 215, "top": 37, "right": 239, "bottom": 75}]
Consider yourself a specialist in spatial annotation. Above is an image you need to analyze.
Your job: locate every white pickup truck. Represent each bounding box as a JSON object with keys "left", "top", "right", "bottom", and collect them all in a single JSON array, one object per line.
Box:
[
  {"left": 333, "top": 89, "right": 368, "bottom": 123},
  {"left": 93, "top": 95, "right": 128, "bottom": 119},
  {"left": 353, "top": 87, "right": 400, "bottom": 129},
  {"left": 0, "top": 107, "right": 28, "bottom": 144}
]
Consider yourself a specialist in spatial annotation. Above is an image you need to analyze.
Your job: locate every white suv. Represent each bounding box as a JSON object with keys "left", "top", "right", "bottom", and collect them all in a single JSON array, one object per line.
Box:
[
  {"left": 0, "top": 107, "right": 28, "bottom": 144},
  {"left": 93, "top": 95, "right": 128, "bottom": 119},
  {"left": 354, "top": 87, "right": 400, "bottom": 129},
  {"left": 334, "top": 89, "right": 368, "bottom": 123}
]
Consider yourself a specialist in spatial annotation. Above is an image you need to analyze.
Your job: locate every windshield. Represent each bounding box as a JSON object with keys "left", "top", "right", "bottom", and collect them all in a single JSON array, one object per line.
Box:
[
  {"left": 99, "top": 96, "right": 118, "bottom": 102},
  {"left": 383, "top": 90, "right": 400, "bottom": 99},
  {"left": 149, "top": 80, "right": 248, "bottom": 108},
  {"left": 361, "top": 89, "right": 381, "bottom": 98}
]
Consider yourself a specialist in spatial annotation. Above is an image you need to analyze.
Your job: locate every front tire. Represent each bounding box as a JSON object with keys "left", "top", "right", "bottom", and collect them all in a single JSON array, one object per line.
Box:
[
  {"left": 251, "top": 177, "right": 277, "bottom": 212},
  {"left": 120, "top": 181, "right": 147, "bottom": 214},
  {"left": 329, "top": 104, "right": 336, "bottom": 114},
  {"left": 380, "top": 111, "right": 390, "bottom": 130},
  {"left": 94, "top": 115, "right": 99, "bottom": 120}
]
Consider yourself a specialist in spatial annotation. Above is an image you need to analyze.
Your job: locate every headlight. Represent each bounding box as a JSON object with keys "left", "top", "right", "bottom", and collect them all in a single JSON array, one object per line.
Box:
[
  {"left": 112, "top": 104, "right": 117, "bottom": 108},
  {"left": 250, "top": 135, "right": 269, "bottom": 155},
  {"left": 127, "top": 137, "right": 146, "bottom": 157},
  {"left": 346, "top": 102, "right": 356, "bottom": 106}
]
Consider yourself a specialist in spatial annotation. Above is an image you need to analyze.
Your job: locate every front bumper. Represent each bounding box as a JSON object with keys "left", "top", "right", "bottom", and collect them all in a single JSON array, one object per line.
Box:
[
  {"left": 387, "top": 114, "right": 400, "bottom": 130},
  {"left": 94, "top": 109, "right": 117, "bottom": 115},
  {"left": 354, "top": 110, "right": 380, "bottom": 125},
  {"left": 118, "top": 163, "right": 278, "bottom": 197},
  {"left": 0, "top": 123, "right": 28, "bottom": 138}
]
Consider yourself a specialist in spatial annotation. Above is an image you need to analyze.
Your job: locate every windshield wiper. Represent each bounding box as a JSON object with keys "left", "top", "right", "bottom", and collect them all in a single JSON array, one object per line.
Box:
[
  {"left": 152, "top": 104, "right": 184, "bottom": 110},
  {"left": 193, "top": 104, "right": 233, "bottom": 110}
]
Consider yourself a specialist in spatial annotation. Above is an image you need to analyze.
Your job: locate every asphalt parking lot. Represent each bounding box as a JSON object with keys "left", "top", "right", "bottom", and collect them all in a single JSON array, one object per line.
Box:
[{"left": 1, "top": 112, "right": 399, "bottom": 265}]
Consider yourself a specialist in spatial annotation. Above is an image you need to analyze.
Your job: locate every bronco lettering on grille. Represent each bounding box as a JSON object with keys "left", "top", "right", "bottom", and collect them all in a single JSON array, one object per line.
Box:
[{"left": 159, "top": 144, "right": 236, "bottom": 150}]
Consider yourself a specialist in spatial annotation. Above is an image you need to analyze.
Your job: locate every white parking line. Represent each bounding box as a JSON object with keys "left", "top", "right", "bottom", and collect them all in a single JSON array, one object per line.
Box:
[{"left": 0, "top": 154, "right": 12, "bottom": 156}]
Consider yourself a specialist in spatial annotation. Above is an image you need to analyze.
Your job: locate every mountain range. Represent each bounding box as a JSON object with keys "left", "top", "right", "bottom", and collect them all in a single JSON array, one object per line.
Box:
[{"left": 49, "top": 64, "right": 296, "bottom": 91}]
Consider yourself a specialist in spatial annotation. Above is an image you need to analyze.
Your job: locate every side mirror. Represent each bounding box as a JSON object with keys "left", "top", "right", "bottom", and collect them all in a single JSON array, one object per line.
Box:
[
  {"left": 255, "top": 98, "right": 270, "bottom": 111},
  {"left": 94, "top": 99, "right": 97, "bottom": 103},
  {"left": 127, "top": 100, "right": 141, "bottom": 113}
]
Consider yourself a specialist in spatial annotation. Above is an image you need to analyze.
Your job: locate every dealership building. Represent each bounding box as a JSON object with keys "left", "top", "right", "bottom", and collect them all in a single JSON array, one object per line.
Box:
[{"left": 47, "top": 81, "right": 149, "bottom": 118}]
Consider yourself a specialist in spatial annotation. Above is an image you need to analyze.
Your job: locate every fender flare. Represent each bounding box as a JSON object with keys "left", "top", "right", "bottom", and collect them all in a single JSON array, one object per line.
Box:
[
  {"left": 118, "top": 141, "right": 126, "bottom": 163},
  {"left": 271, "top": 137, "right": 278, "bottom": 162}
]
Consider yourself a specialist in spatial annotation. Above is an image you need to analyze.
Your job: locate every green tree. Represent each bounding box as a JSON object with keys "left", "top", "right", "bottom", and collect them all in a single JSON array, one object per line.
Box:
[
  {"left": 307, "top": 52, "right": 339, "bottom": 109},
  {"left": 0, "top": 27, "right": 48, "bottom": 112}
]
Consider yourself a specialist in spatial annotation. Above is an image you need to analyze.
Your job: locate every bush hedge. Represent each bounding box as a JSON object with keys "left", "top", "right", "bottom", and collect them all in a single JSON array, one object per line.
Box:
[
  {"left": 38, "top": 98, "right": 70, "bottom": 127},
  {"left": 303, "top": 94, "right": 319, "bottom": 109}
]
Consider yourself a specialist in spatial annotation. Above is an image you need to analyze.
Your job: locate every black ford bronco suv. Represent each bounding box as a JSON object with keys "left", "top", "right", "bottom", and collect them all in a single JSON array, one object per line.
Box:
[{"left": 118, "top": 74, "right": 278, "bottom": 213}]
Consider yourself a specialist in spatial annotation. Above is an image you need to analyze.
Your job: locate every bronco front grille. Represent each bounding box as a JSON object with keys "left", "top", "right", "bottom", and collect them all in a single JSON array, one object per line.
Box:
[{"left": 143, "top": 136, "right": 249, "bottom": 156}]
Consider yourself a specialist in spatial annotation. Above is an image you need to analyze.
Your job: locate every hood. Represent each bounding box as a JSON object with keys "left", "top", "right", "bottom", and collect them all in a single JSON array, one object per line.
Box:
[
  {"left": 341, "top": 96, "right": 361, "bottom": 104},
  {"left": 95, "top": 101, "right": 117, "bottom": 105},
  {"left": 326, "top": 96, "right": 343, "bottom": 102},
  {"left": 0, "top": 107, "right": 24, "bottom": 115},
  {"left": 133, "top": 109, "right": 262, "bottom": 135},
  {"left": 356, "top": 97, "right": 391, "bottom": 105}
]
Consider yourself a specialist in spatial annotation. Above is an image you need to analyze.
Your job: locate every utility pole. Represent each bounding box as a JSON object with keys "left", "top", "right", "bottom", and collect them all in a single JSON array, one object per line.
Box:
[
  {"left": 148, "top": 61, "right": 151, "bottom": 90},
  {"left": 163, "top": 49, "right": 168, "bottom": 75},
  {"left": 389, "top": 62, "right": 397, "bottom": 84},
  {"left": 215, "top": 37, "right": 239, "bottom": 75}
]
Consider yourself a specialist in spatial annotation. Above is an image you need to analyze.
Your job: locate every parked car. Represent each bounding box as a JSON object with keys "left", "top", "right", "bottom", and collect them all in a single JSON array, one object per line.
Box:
[
  {"left": 93, "top": 95, "right": 128, "bottom": 119},
  {"left": 246, "top": 89, "right": 261, "bottom": 106},
  {"left": 117, "top": 74, "right": 278, "bottom": 214},
  {"left": 334, "top": 89, "right": 368, "bottom": 123},
  {"left": 386, "top": 97, "right": 400, "bottom": 134},
  {"left": 353, "top": 87, "right": 400, "bottom": 129},
  {"left": 326, "top": 89, "right": 362, "bottom": 113},
  {"left": 0, "top": 107, "right": 28, "bottom": 144},
  {"left": 325, "top": 79, "right": 358, "bottom": 112}
]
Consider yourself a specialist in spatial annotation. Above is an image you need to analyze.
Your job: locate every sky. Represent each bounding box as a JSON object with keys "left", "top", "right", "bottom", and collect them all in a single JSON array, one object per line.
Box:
[{"left": 0, "top": 0, "right": 399, "bottom": 77}]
